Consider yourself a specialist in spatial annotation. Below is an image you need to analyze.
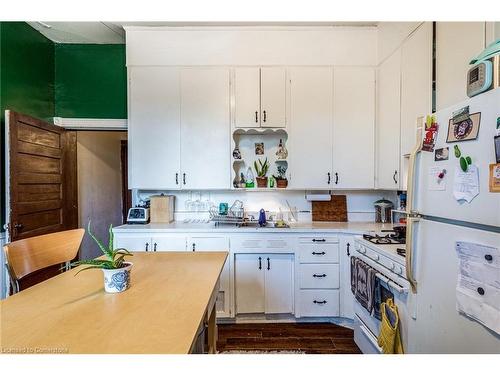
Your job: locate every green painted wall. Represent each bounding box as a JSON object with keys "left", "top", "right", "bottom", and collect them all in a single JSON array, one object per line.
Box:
[
  {"left": 0, "top": 22, "right": 56, "bottom": 228},
  {"left": 55, "top": 44, "right": 127, "bottom": 119}
]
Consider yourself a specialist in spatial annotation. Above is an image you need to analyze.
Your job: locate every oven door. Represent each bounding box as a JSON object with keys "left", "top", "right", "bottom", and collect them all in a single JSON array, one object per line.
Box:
[{"left": 353, "top": 272, "right": 410, "bottom": 354}]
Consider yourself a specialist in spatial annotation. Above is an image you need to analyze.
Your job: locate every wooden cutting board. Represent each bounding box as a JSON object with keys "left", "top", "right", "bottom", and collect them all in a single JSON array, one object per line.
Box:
[{"left": 312, "top": 195, "right": 348, "bottom": 222}]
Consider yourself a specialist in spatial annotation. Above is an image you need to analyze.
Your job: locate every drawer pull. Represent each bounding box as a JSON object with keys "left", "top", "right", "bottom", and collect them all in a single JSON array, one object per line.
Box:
[
  {"left": 313, "top": 274, "right": 327, "bottom": 278},
  {"left": 313, "top": 300, "right": 327, "bottom": 304},
  {"left": 312, "top": 251, "right": 326, "bottom": 255},
  {"left": 312, "top": 239, "right": 326, "bottom": 242}
]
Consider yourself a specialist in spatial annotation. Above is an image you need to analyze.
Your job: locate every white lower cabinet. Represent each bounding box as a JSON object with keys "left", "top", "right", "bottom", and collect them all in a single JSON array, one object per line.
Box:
[
  {"left": 188, "top": 236, "right": 231, "bottom": 318},
  {"left": 114, "top": 234, "right": 152, "bottom": 252},
  {"left": 339, "top": 236, "right": 355, "bottom": 319},
  {"left": 296, "top": 236, "right": 340, "bottom": 318},
  {"left": 235, "top": 253, "right": 294, "bottom": 315},
  {"left": 151, "top": 236, "right": 186, "bottom": 252}
]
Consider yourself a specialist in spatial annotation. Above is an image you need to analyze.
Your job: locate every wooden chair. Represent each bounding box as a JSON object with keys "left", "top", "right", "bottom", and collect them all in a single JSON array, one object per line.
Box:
[{"left": 3, "top": 228, "right": 85, "bottom": 294}]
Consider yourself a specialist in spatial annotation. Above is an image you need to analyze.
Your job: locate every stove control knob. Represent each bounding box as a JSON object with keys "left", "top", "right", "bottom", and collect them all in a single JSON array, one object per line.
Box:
[
  {"left": 358, "top": 246, "right": 366, "bottom": 254},
  {"left": 370, "top": 253, "right": 380, "bottom": 261},
  {"left": 388, "top": 262, "right": 395, "bottom": 270},
  {"left": 394, "top": 266, "right": 403, "bottom": 274}
]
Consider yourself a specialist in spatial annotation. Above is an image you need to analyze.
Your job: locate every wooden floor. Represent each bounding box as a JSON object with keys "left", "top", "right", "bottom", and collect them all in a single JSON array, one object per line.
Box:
[{"left": 217, "top": 323, "right": 361, "bottom": 354}]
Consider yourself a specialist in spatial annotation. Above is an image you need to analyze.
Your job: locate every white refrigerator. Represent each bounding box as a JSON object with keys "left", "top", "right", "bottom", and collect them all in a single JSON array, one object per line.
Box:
[{"left": 405, "top": 88, "right": 500, "bottom": 353}]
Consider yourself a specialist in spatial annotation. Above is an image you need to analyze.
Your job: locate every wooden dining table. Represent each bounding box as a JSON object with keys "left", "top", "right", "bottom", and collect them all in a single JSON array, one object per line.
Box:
[{"left": 1, "top": 251, "right": 228, "bottom": 354}]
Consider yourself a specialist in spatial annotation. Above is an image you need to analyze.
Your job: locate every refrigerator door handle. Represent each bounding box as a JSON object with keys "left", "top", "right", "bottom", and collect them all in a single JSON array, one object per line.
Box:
[{"left": 406, "top": 216, "right": 419, "bottom": 293}]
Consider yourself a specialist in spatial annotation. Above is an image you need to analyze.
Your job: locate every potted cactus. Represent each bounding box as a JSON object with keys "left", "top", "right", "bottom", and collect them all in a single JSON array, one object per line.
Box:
[
  {"left": 254, "top": 158, "right": 270, "bottom": 188},
  {"left": 273, "top": 164, "right": 288, "bottom": 188},
  {"left": 71, "top": 222, "right": 133, "bottom": 293}
]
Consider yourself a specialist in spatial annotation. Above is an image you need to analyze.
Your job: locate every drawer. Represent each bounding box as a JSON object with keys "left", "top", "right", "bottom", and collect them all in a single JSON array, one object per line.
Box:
[
  {"left": 298, "top": 290, "right": 339, "bottom": 317},
  {"left": 231, "top": 237, "right": 292, "bottom": 251},
  {"left": 299, "top": 264, "right": 339, "bottom": 289},
  {"left": 299, "top": 243, "right": 339, "bottom": 263}
]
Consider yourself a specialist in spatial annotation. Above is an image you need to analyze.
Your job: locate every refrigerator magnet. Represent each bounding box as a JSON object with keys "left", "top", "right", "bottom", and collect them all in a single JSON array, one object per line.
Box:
[
  {"left": 495, "top": 135, "right": 500, "bottom": 163},
  {"left": 422, "top": 115, "right": 438, "bottom": 152},
  {"left": 435, "top": 147, "right": 449, "bottom": 161},
  {"left": 489, "top": 164, "right": 500, "bottom": 193},
  {"left": 446, "top": 112, "right": 481, "bottom": 143}
]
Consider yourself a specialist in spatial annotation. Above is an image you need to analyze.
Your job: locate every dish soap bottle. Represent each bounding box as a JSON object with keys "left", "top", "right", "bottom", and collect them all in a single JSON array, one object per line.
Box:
[
  {"left": 239, "top": 172, "right": 246, "bottom": 188},
  {"left": 245, "top": 167, "right": 255, "bottom": 188}
]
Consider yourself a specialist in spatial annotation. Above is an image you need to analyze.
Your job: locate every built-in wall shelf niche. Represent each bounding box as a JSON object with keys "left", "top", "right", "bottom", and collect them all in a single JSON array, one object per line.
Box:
[{"left": 231, "top": 128, "right": 289, "bottom": 189}]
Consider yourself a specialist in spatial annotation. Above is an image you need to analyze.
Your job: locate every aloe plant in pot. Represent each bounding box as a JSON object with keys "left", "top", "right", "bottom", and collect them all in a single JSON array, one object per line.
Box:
[
  {"left": 71, "top": 222, "right": 133, "bottom": 293},
  {"left": 254, "top": 158, "right": 270, "bottom": 188}
]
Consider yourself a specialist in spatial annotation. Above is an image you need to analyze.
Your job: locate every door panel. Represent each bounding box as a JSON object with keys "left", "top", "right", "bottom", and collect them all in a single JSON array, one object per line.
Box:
[
  {"left": 333, "top": 67, "right": 375, "bottom": 189},
  {"left": 235, "top": 253, "right": 265, "bottom": 314},
  {"left": 151, "top": 236, "right": 186, "bottom": 252},
  {"left": 377, "top": 50, "right": 402, "bottom": 189},
  {"left": 265, "top": 254, "right": 294, "bottom": 314},
  {"left": 113, "top": 234, "right": 151, "bottom": 252},
  {"left": 180, "top": 68, "right": 231, "bottom": 189},
  {"left": 128, "top": 67, "right": 181, "bottom": 190},
  {"left": 234, "top": 67, "right": 261, "bottom": 128},
  {"left": 339, "top": 236, "right": 355, "bottom": 319},
  {"left": 7, "top": 111, "right": 78, "bottom": 241},
  {"left": 289, "top": 67, "right": 333, "bottom": 189},
  {"left": 260, "top": 67, "right": 286, "bottom": 128}
]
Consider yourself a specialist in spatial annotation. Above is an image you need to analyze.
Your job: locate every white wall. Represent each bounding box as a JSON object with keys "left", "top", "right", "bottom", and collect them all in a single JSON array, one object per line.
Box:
[
  {"left": 126, "top": 26, "right": 378, "bottom": 66},
  {"left": 134, "top": 190, "right": 398, "bottom": 222},
  {"left": 377, "top": 22, "right": 422, "bottom": 64}
]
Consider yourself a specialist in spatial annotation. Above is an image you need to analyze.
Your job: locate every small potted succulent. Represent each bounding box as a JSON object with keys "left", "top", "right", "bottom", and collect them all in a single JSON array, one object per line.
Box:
[
  {"left": 254, "top": 158, "right": 270, "bottom": 188},
  {"left": 273, "top": 164, "right": 288, "bottom": 188},
  {"left": 71, "top": 222, "right": 133, "bottom": 293}
]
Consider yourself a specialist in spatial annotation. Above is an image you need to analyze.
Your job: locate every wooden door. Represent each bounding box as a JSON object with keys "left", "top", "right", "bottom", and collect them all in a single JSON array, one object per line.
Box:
[
  {"left": 234, "top": 67, "right": 261, "bottom": 128},
  {"left": 235, "top": 253, "right": 265, "bottom": 314},
  {"left": 260, "top": 67, "right": 287, "bottom": 128},
  {"left": 289, "top": 67, "right": 333, "bottom": 189},
  {"left": 180, "top": 67, "right": 231, "bottom": 190},
  {"left": 264, "top": 254, "right": 294, "bottom": 314},
  {"left": 128, "top": 67, "right": 181, "bottom": 189},
  {"left": 7, "top": 111, "right": 78, "bottom": 242},
  {"left": 333, "top": 67, "right": 376, "bottom": 189},
  {"left": 377, "top": 50, "right": 402, "bottom": 190}
]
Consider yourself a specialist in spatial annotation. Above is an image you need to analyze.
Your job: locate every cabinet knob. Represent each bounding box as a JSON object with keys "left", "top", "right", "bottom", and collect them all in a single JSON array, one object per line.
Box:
[
  {"left": 477, "top": 287, "right": 485, "bottom": 296},
  {"left": 313, "top": 274, "right": 327, "bottom": 278}
]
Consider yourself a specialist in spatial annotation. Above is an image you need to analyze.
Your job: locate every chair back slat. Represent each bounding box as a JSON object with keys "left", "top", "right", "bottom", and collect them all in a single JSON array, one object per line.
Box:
[{"left": 3, "top": 229, "right": 85, "bottom": 281}]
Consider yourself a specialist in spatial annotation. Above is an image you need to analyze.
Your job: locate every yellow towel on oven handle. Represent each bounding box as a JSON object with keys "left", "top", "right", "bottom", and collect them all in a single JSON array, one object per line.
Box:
[{"left": 377, "top": 298, "right": 404, "bottom": 354}]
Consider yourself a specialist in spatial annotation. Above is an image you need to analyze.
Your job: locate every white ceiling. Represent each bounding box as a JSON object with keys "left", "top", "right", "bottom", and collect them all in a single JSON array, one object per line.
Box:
[{"left": 28, "top": 21, "right": 378, "bottom": 44}]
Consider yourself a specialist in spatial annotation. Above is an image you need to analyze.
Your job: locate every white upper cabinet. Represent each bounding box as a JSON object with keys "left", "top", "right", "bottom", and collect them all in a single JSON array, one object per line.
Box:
[
  {"left": 234, "top": 67, "right": 286, "bottom": 128},
  {"left": 400, "top": 23, "right": 432, "bottom": 158},
  {"left": 128, "top": 67, "right": 181, "bottom": 189},
  {"left": 180, "top": 68, "right": 231, "bottom": 190},
  {"left": 289, "top": 67, "right": 333, "bottom": 189},
  {"left": 436, "top": 22, "right": 485, "bottom": 111},
  {"left": 333, "top": 67, "right": 375, "bottom": 189},
  {"left": 377, "top": 50, "right": 402, "bottom": 190},
  {"left": 234, "top": 67, "right": 261, "bottom": 128},
  {"left": 260, "top": 67, "right": 287, "bottom": 128}
]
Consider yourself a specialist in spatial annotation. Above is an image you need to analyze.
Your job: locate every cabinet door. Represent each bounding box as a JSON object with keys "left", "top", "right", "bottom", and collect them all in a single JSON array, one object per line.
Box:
[
  {"left": 113, "top": 234, "right": 151, "bottom": 252},
  {"left": 151, "top": 236, "right": 186, "bottom": 252},
  {"left": 333, "top": 67, "right": 375, "bottom": 189},
  {"left": 260, "top": 67, "right": 286, "bottom": 128},
  {"left": 189, "top": 237, "right": 231, "bottom": 317},
  {"left": 234, "top": 67, "right": 261, "bottom": 128},
  {"left": 180, "top": 68, "right": 231, "bottom": 189},
  {"left": 377, "top": 50, "right": 402, "bottom": 190},
  {"left": 401, "top": 22, "right": 432, "bottom": 188},
  {"left": 289, "top": 67, "right": 333, "bottom": 189},
  {"left": 128, "top": 67, "right": 180, "bottom": 189},
  {"left": 265, "top": 254, "right": 294, "bottom": 314},
  {"left": 235, "top": 254, "right": 265, "bottom": 314},
  {"left": 339, "top": 236, "right": 355, "bottom": 319}
]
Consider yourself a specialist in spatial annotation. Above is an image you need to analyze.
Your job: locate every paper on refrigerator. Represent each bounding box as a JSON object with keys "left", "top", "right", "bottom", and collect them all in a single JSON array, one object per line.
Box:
[
  {"left": 453, "top": 165, "right": 479, "bottom": 203},
  {"left": 455, "top": 241, "right": 500, "bottom": 334}
]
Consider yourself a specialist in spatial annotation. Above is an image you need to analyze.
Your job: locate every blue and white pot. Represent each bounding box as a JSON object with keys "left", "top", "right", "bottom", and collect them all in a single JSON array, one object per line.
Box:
[{"left": 102, "top": 263, "right": 132, "bottom": 293}]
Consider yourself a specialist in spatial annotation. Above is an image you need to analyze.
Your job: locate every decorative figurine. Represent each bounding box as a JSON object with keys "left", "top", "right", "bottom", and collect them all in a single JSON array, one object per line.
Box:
[
  {"left": 276, "top": 139, "right": 288, "bottom": 160},
  {"left": 239, "top": 173, "right": 246, "bottom": 188},
  {"left": 232, "top": 146, "right": 242, "bottom": 160}
]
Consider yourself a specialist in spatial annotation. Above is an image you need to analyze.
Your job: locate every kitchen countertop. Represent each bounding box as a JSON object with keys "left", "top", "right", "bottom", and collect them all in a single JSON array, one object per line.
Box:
[{"left": 113, "top": 221, "right": 396, "bottom": 234}]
